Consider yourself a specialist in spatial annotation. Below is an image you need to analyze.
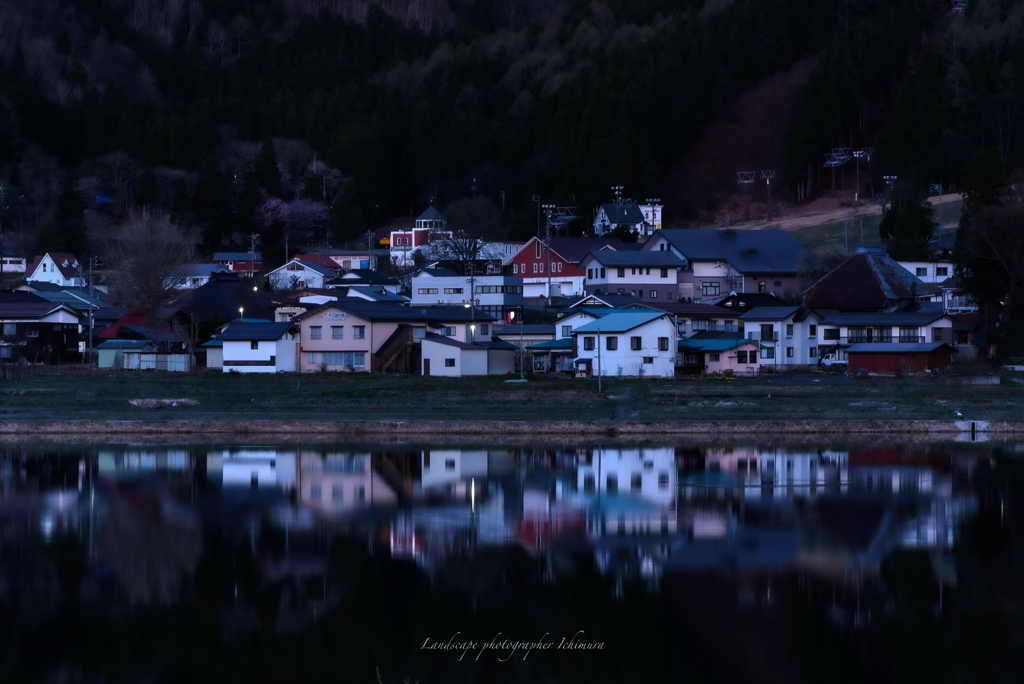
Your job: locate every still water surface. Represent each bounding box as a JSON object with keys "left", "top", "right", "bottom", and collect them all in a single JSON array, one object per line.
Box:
[{"left": 1, "top": 439, "right": 1022, "bottom": 683}]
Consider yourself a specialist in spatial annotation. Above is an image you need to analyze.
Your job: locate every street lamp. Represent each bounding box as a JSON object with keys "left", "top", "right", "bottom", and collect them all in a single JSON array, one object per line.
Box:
[{"left": 238, "top": 307, "right": 244, "bottom": 320}]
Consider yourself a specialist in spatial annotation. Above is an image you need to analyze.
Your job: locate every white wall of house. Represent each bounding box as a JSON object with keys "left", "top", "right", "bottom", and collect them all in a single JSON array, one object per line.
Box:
[
  {"left": 818, "top": 318, "right": 956, "bottom": 361},
  {"left": 421, "top": 449, "right": 489, "bottom": 490},
  {"left": 742, "top": 315, "right": 822, "bottom": 366},
  {"left": 554, "top": 311, "right": 603, "bottom": 340},
  {"left": 28, "top": 254, "right": 85, "bottom": 287},
  {"left": 421, "top": 339, "right": 488, "bottom": 376},
  {"left": 897, "top": 260, "right": 954, "bottom": 283},
  {"left": 573, "top": 318, "right": 677, "bottom": 378},
  {"left": 222, "top": 337, "right": 297, "bottom": 373},
  {"left": 582, "top": 263, "right": 678, "bottom": 289},
  {"left": 220, "top": 450, "right": 296, "bottom": 489},
  {"left": 575, "top": 447, "right": 675, "bottom": 507},
  {"left": 1, "top": 257, "right": 26, "bottom": 272},
  {"left": 268, "top": 261, "right": 328, "bottom": 289},
  {"left": 411, "top": 275, "right": 523, "bottom": 309}
]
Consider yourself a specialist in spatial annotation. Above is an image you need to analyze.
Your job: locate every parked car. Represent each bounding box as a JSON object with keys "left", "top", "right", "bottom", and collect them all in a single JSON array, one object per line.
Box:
[{"left": 819, "top": 353, "right": 846, "bottom": 369}]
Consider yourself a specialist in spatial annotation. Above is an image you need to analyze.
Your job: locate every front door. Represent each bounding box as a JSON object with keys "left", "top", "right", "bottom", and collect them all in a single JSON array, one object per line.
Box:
[{"left": 424, "top": 358, "right": 430, "bottom": 376}]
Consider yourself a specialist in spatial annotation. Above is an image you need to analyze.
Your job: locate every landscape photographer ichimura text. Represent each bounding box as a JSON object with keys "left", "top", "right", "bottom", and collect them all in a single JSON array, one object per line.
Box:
[{"left": 420, "top": 631, "right": 605, "bottom": 661}]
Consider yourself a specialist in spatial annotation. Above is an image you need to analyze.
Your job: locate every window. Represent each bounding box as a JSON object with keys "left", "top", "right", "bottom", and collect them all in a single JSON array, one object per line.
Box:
[
  {"left": 630, "top": 336, "right": 642, "bottom": 350},
  {"left": 650, "top": 290, "right": 657, "bottom": 299},
  {"left": 643, "top": 356, "right": 654, "bottom": 364},
  {"left": 824, "top": 328, "right": 839, "bottom": 340},
  {"left": 936, "top": 267, "right": 948, "bottom": 277},
  {"left": 480, "top": 324, "right": 489, "bottom": 336},
  {"left": 2, "top": 324, "right": 14, "bottom": 336},
  {"left": 444, "top": 358, "right": 455, "bottom": 367},
  {"left": 355, "top": 486, "right": 366, "bottom": 502},
  {"left": 658, "top": 337, "right": 669, "bottom": 351},
  {"left": 763, "top": 347, "right": 774, "bottom": 359},
  {"left": 760, "top": 324, "right": 774, "bottom": 341},
  {"left": 899, "top": 326, "right": 919, "bottom": 343},
  {"left": 916, "top": 267, "right": 927, "bottom": 276},
  {"left": 786, "top": 347, "right": 794, "bottom": 358},
  {"left": 709, "top": 353, "right": 720, "bottom": 362},
  {"left": 583, "top": 337, "right": 595, "bottom": 351},
  {"left": 444, "top": 327, "right": 455, "bottom": 336},
  {"left": 774, "top": 281, "right": 782, "bottom": 286},
  {"left": 534, "top": 263, "right": 539, "bottom": 274},
  {"left": 617, "top": 268, "right": 625, "bottom": 278},
  {"left": 701, "top": 282, "right": 720, "bottom": 296},
  {"left": 557, "top": 262, "right": 563, "bottom": 272},
  {"left": 606, "top": 474, "right": 618, "bottom": 493},
  {"left": 584, "top": 474, "right": 596, "bottom": 491},
  {"left": 809, "top": 347, "right": 817, "bottom": 357},
  {"left": 693, "top": 319, "right": 708, "bottom": 331},
  {"left": 445, "top": 459, "right": 456, "bottom": 471},
  {"left": 809, "top": 325, "right": 817, "bottom": 337},
  {"left": 539, "top": 263, "right": 544, "bottom": 273},
  {"left": 684, "top": 353, "right": 700, "bottom": 364},
  {"left": 26, "top": 328, "right": 38, "bottom": 338},
  {"left": 332, "top": 485, "right": 343, "bottom": 500},
  {"left": 353, "top": 326, "right": 365, "bottom": 339},
  {"left": 606, "top": 336, "right": 618, "bottom": 351},
  {"left": 638, "top": 290, "right": 643, "bottom": 298},
  {"left": 599, "top": 268, "right": 606, "bottom": 278},
  {"left": 0, "top": 347, "right": 10, "bottom": 358},
  {"left": 667, "top": 292, "right": 673, "bottom": 300},
  {"left": 310, "top": 326, "right": 322, "bottom": 339},
  {"left": 786, "top": 324, "right": 794, "bottom": 337},
  {"left": 749, "top": 351, "right": 757, "bottom": 363},
  {"left": 513, "top": 264, "right": 518, "bottom": 274},
  {"left": 758, "top": 281, "right": 766, "bottom": 293},
  {"left": 308, "top": 352, "right": 317, "bottom": 364},
  {"left": 250, "top": 340, "right": 259, "bottom": 350},
  {"left": 413, "top": 328, "right": 426, "bottom": 339},
  {"left": 562, "top": 326, "right": 572, "bottom": 338},
  {"left": 332, "top": 326, "right": 344, "bottom": 339},
  {"left": 723, "top": 320, "right": 733, "bottom": 331},
  {"left": 587, "top": 268, "right": 593, "bottom": 279},
  {"left": 631, "top": 473, "right": 642, "bottom": 491},
  {"left": 535, "top": 241, "right": 542, "bottom": 258},
  {"left": 645, "top": 268, "right": 651, "bottom": 275},
  {"left": 311, "top": 485, "right": 321, "bottom": 500},
  {"left": 417, "top": 288, "right": 438, "bottom": 294},
  {"left": 658, "top": 472, "right": 670, "bottom": 489},
  {"left": 933, "top": 328, "right": 943, "bottom": 342},
  {"left": 444, "top": 287, "right": 463, "bottom": 294},
  {"left": 660, "top": 268, "right": 668, "bottom": 278},
  {"left": 737, "top": 350, "right": 747, "bottom": 363}
]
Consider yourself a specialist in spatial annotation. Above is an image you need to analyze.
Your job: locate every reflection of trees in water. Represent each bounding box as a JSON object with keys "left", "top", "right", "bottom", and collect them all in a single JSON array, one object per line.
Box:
[{"left": 97, "top": 495, "right": 201, "bottom": 605}]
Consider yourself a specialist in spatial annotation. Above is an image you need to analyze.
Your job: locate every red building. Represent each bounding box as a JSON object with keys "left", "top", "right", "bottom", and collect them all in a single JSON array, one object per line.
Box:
[
  {"left": 846, "top": 342, "right": 953, "bottom": 375},
  {"left": 502, "top": 236, "right": 632, "bottom": 298}
]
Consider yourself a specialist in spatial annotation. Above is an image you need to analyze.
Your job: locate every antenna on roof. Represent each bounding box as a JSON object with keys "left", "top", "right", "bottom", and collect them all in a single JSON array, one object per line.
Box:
[{"left": 736, "top": 172, "right": 755, "bottom": 222}]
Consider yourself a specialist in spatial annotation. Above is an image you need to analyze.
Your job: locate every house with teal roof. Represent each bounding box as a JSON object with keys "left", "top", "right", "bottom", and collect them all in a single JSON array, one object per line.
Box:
[
  {"left": 570, "top": 310, "right": 677, "bottom": 378},
  {"left": 677, "top": 337, "right": 765, "bottom": 375}
]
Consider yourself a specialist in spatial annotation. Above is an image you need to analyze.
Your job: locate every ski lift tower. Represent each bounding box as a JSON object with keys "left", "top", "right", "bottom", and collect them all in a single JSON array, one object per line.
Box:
[
  {"left": 541, "top": 204, "right": 578, "bottom": 300},
  {"left": 760, "top": 170, "right": 776, "bottom": 221},
  {"left": 736, "top": 172, "right": 756, "bottom": 221}
]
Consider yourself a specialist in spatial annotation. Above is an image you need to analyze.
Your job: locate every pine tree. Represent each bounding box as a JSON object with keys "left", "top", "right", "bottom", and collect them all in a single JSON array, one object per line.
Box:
[
  {"left": 193, "top": 156, "right": 229, "bottom": 253},
  {"left": 329, "top": 178, "right": 367, "bottom": 244},
  {"left": 253, "top": 138, "right": 283, "bottom": 198},
  {"left": 35, "top": 174, "right": 87, "bottom": 257}
]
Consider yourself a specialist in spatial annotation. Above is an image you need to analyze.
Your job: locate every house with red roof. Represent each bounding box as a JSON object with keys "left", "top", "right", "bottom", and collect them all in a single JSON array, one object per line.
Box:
[
  {"left": 25, "top": 253, "right": 85, "bottom": 288},
  {"left": 502, "top": 236, "right": 633, "bottom": 299}
]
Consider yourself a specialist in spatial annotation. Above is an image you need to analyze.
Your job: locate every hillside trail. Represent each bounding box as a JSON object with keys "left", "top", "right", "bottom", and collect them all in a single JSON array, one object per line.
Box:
[{"left": 720, "top": 191, "right": 963, "bottom": 232}]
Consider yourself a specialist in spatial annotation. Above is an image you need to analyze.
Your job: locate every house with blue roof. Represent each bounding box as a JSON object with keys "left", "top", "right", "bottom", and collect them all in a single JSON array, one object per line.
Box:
[
  {"left": 569, "top": 310, "right": 677, "bottom": 378},
  {"left": 677, "top": 337, "right": 765, "bottom": 376}
]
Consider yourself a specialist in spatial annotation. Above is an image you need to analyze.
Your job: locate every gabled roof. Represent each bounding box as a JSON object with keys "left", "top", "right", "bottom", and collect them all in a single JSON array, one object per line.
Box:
[
  {"left": 172, "top": 272, "right": 274, "bottom": 323},
  {"left": 564, "top": 293, "right": 642, "bottom": 309},
  {"left": 547, "top": 236, "right": 636, "bottom": 262},
  {"left": 0, "top": 302, "right": 80, "bottom": 319},
  {"left": 645, "top": 301, "right": 742, "bottom": 318},
  {"left": 269, "top": 259, "right": 335, "bottom": 277},
  {"left": 417, "top": 206, "right": 446, "bottom": 222},
  {"left": 97, "top": 339, "right": 151, "bottom": 350},
  {"left": 578, "top": 251, "right": 685, "bottom": 268},
  {"left": 597, "top": 204, "right": 645, "bottom": 226},
  {"left": 26, "top": 252, "right": 80, "bottom": 280},
  {"left": 803, "top": 249, "right": 926, "bottom": 309},
  {"left": 649, "top": 229, "right": 804, "bottom": 274},
  {"left": 421, "top": 335, "right": 481, "bottom": 350},
  {"left": 572, "top": 311, "right": 668, "bottom": 334},
  {"left": 739, "top": 306, "right": 803, "bottom": 321},
  {"left": 97, "top": 313, "right": 174, "bottom": 340},
  {"left": 346, "top": 286, "right": 408, "bottom": 302},
  {"left": 416, "top": 267, "right": 461, "bottom": 278},
  {"left": 218, "top": 321, "right": 297, "bottom": 341},
  {"left": 333, "top": 270, "right": 397, "bottom": 285},
  {"left": 213, "top": 252, "right": 263, "bottom": 261},
  {"left": 170, "top": 263, "right": 231, "bottom": 279},
  {"left": 492, "top": 323, "right": 556, "bottom": 336},
  {"left": 0, "top": 291, "right": 46, "bottom": 304}
]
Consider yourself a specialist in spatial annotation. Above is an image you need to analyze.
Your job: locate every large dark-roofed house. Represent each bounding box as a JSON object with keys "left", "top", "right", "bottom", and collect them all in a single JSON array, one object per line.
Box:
[
  {"left": 803, "top": 248, "right": 930, "bottom": 311},
  {"left": 642, "top": 229, "right": 805, "bottom": 302},
  {"left": 0, "top": 301, "right": 82, "bottom": 364}
]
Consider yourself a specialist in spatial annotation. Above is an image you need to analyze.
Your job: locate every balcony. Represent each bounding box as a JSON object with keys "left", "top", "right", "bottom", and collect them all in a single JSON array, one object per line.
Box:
[
  {"left": 746, "top": 331, "right": 779, "bottom": 342},
  {"left": 819, "top": 336, "right": 927, "bottom": 346}
]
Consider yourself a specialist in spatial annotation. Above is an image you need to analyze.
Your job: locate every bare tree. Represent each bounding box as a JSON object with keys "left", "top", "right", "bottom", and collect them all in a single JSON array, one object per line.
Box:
[
  {"left": 95, "top": 151, "right": 141, "bottom": 215},
  {"left": 431, "top": 196, "right": 503, "bottom": 272},
  {"left": 186, "top": 0, "right": 204, "bottom": 44},
  {"left": 106, "top": 211, "right": 198, "bottom": 322}
]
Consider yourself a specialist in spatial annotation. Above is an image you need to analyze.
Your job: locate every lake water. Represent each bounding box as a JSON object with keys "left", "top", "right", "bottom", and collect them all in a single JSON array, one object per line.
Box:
[{"left": 1, "top": 437, "right": 1022, "bottom": 683}]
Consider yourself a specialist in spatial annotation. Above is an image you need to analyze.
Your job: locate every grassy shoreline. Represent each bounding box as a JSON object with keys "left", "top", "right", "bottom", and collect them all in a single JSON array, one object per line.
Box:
[{"left": 2, "top": 368, "right": 1022, "bottom": 433}]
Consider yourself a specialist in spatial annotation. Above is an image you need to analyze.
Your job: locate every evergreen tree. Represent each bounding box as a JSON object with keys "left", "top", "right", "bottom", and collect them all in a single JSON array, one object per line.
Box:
[
  {"left": 193, "top": 156, "right": 229, "bottom": 253},
  {"left": 138, "top": 168, "right": 159, "bottom": 209},
  {"left": 253, "top": 138, "right": 282, "bottom": 198},
  {"left": 35, "top": 174, "right": 87, "bottom": 257},
  {"left": 234, "top": 168, "right": 262, "bottom": 238},
  {"left": 329, "top": 178, "right": 367, "bottom": 244},
  {"left": 171, "top": 177, "right": 191, "bottom": 224}
]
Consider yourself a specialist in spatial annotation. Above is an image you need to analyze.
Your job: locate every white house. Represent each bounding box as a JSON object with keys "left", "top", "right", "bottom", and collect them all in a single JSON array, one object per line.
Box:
[
  {"left": 570, "top": 310, "right": 677, "bottom": 378},
  {"left": 219, "top": 320, "right": 298, "bottom": 373},
  {"left": 575, "top": 446, "right": 676, "bottom": 508},
  {"left": 739, "top": 306, "right": 825, "bottom": 367},
  {"left": 897, "top": 260, "right": 954, "bottom": 284},
  {"left": 214, "top": 448, "right": 297, "bottom": 489},
  {"left": 816, "top": 308, "right": 957, "bottom": 362},
  {"left": 1, "top": 256, "right": 26, "bottom": 273},
  {"left": 25, "top": 253, "right": 85, "bottom": 288},
  {"left": 267, "top": 258, "right": 335, "bottom": 290},
  {"left": 593, "top": 203, "right": 648, "bottom": 237},
  {"left": 577, "top": 250, "right": 685, "bottom": 301},
  {"left": 165, "top": 263, "right": 230, "bottom": 290},
  {"left": 421, "top": 336, "right": 515, "bottom": 376}
]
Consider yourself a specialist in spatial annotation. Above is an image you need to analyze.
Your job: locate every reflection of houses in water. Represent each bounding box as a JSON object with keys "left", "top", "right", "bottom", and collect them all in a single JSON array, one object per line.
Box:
[
  {"left": 694, "top": 447, "right": 849, "bottom": 501},
  {"left": 417, "top": 449, "right": 515, "bottom": 498},
  {"left": 298, "top": 452, "right": 396, "bottom": 515},
  {"left": 576, "top": 447, "right": 676, "bottom": 507},
  {"left": 208, "top": 449, "right": 296, "bottom": 489},
  {"left": 97, "top": 449, "right": 191, "bottom": 478}
]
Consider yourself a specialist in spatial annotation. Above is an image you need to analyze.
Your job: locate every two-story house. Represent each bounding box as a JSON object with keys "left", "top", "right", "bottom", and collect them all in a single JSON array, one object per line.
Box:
[
  {"left": 570, "top": 310, "right": 677, "bottom": 378},
  {"left": 213, "top": 252, "right": 263, "bottom": 274},
  {"left": 25, "top": 253, "right": 85, "bottom": 288},
  {"left": 816, "top": 307, "right": 957, "bottom": 362},
  {"left": 593, "top": 203, "right": 648, "bottom": 238},
  {"left": 267, "top": 258, "right": 336, "bottom": 290},
  {"left": 803, "top": 248, "right": 931, "bottom": 312},
  {"left": 219, "top": 320, "right": 298, "bottom": 373},
  {"left": 577, "top": 250, "right": 686, "bottom": 301},
  {"left": 389, "top": 206, "right": 450, "bottom": 267},
  {"left": 0, "top": 301, "right": 82, "bottom": 363},
  {"left": 738, "top": 306, "right": 826, "bottom": 368},
  {"left": 503, "top": 236, "right": 633, "bottom": 298},
  {"left": 640, "top": 229, "right": 804, "bottom": 302}
]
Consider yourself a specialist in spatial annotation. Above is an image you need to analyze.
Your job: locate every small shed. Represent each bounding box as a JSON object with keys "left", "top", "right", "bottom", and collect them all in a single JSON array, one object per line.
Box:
[
  {"left": 421, "top": 336, "right": 512, "bottom": 377},
  {"left": 200, "top": 339, "right": 223, "bottom": 369},
  {"left": 846, "top": 342, "right": 954, "bottom": 375},
  {"left": 96, "top": 339, "right": 193, "bottom": 371},
  {"left": 477, "top": 340, "right": 517, "bottom": 375},
  {"left": 97, "top": 340, "right": 149, "bottom": 369}
]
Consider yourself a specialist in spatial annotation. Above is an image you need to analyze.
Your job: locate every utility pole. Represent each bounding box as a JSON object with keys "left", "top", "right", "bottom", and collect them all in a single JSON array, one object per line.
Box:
[
  {"left": 931, "top": 183, "right": 943, "bottom": 249},
  {"left": 760, "top": 171, "right": 775, "bottom": 221},
  {"left": 542, "top": 204, "right": 555, "bottom": 301},
  {"left": 736, "top": 173, "right": 755, "bottom": 221},
  {"left": 247, "top": 233, "right": 259, "bottom": 283},
  {"left": 852, "top": 150, "right": 865, "bottom": 203},
  {"left": 597, "top": 327, "right": 602, "bottom": 392}
]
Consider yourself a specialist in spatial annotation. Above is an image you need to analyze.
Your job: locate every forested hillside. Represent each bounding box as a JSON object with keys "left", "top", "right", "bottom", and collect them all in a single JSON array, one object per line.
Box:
[{"left": 0, "top": 0, "right": 1016, "bottom": 265}]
